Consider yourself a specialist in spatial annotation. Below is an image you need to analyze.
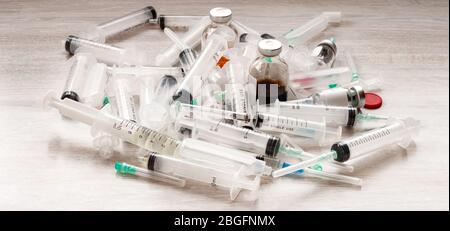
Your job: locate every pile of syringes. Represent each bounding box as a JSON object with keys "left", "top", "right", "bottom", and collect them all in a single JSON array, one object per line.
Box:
[{"left": 44, "top": 6, "right": 421, "bottom": 201}]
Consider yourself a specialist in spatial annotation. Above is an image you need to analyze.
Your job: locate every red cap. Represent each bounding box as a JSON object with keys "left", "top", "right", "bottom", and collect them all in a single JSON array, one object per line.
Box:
[{"left": 364, "top": 93, "right": 382, "bottom": 109}]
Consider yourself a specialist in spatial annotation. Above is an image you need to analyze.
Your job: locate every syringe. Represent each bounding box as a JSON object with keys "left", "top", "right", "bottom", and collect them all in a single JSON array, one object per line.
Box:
[
  {"left": 138, "top": 152, "right": 260, "bottom": 201},
  {"left": 155, "top": 16, "right": 210, "bottom": 66},
  {"left": 163, "top": 28, "right": 197, "bottom": 72},
  {"left": 230, "top": 20, "right": 261, "bottom": 37},
  {"left": 112, "top": 78, "right": 138, "bottom": 123},
  {"left": 81, "top": 63, "right": 108, "bottom": 108},
  {"left": 343, "top": 51, "right": 383, "bottom": 92},
  {"left": 284, "top": 12, "right": 341, "bottom": 45},
  {"left": 278, "top": 134, "right": 354, "bottom": 173},
  {"left": 115, "top": 162, "right": 186, "bottom": 187},
  {"left": 64, "top": 36, "right": 151, "bottom": 66},
  {"left": 260, "top": 101, "right": 360, "bottom": 127},
  {"left": 289, "top": 86, "right": 366, "bottom": 108},
  {"left": 279, "top": 162, "right": 362, "bottom": 186},
  {"left": 156, "top": 15, "right": 205, "bottom": 31},
  {"left": 83, "top": 6, "right": 157, "bottom": 42},
  {"left": 175, "top": 138, "right": 271, "bottom": 176},
  {"left": 92, "top": 102, "right": 120, "bottom": 159},
  {"left": 254, "top": 112, "right": 342, "bottom": 145},
  {"left": 223, "top": 56, "right": 252, "bottom": 117},
  {"left": 140, "top": 75, "right": 178, "bottom": 129},
  {"left": 44, "top": 91, "right": 181, "bottom": 155},
  {"left": 290, "top": 66, "right": 351, "bottom": 90},
  {"left": 109, "top": 66, "right": 184, "bottom": 79},
  {"left": 61, "top": 53, "right": 97, "bottom": 102},
  {"left": 272, "top": 118, "right": 420, "bottom": 177},
  {"left": 175, "top": 115, "right": 281, "bottom": 157},
  {"left": 172, "top": 34, "right": 227, "bottom": 104},
  {"left": 171, "top": 102, "right": 252, "bottom": 124}
]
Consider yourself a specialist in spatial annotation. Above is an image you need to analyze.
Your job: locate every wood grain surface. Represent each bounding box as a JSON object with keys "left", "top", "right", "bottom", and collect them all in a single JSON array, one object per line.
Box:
[{"left": 0, "top": 0, "right": 448, "bottom": 210}]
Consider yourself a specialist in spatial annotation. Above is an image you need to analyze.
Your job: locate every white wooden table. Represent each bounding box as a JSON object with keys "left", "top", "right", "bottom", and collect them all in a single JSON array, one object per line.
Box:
[{"left": 0, "top": 0, "right": 448, "bottom": 210}]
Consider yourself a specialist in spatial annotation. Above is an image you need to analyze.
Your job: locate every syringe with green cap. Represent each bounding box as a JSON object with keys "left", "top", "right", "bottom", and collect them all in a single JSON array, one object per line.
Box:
[
  {"left": 115, "top": 162, "right": 186, "bottom": 187},
  {"left": 272, "top": 118, "right": 420, "bottom": 177}
]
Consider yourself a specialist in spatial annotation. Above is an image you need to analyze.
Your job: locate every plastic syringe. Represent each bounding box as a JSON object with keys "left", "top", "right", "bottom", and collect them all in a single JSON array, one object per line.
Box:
[
  {"left": 254, "top": 112, "right": 342, "bottom": 145},
  {"left": 64, "top": 36, "right": 151, "bottom": 66},
  {"left": 138, "top": 152, "right": 260, "bottom": 201},
  {"left": 174, "top": 138, "right": 271, "bottom": 176},
  {"left": 260, "top": 101, "right": 360, "bottom": 127},
  {"left": 155, "top": 16, "right": 210, "bottom": 67},
  {"left": 92, "top": 102, "right": 120, "bottom": 159},
  {"left": 278, "top": 134, "right": 354, "bottom": 173},
  {"left": 175, "top": 115, "right": 281, "bottom": 157},
  {"left": 171, "top": 102, "right": 252, "bottom": 124},
  {"left": 44, "top": 91, "right": 181, "bottom": 155},
  {"left": 60, "top": 53, "right": 97, "bottom": 102},
  {"left": 230, "top": 20, "right": 261, "bottom": 37},
  {"left": 83, "top": 6, "right": 157, "bottom": 42},
  {"left": 223, "top": 56, "right": 252, "bottom": 117},
  {"left": 81, "top": 63, "right": 108, "bottom": 108},
  {"left": 288, "top": 86, "right": 366, "bottom": 108},
  {"left": 140, "top": 75, "right": 178, "bottom": 129},
  {"left": 112, "top": 78, "right": 138, "bottom": 123},
  {"left": 343, "top": 51, "right": 383, "bottom": 92},
  {"left": 272, "top": 118, "right": 420, "bottom": 177},
  {"left": 290, "top": 66, "right": 351, "bottom": 90},
  {"left": 172, "top": 34, "right": 227, "bottom": 104},
  {"left": 284, "top": 12, "right": 341, "bottom": 45},
  {"left": 163, "top": 28, "right": 197, "bottom": 72},
  {"left": 109, "top": 66, "right": 184, "bottom": 79},
  {"left": 279, "top": 162, "right": 362, "bottom": 186},
  {"left": 115, "top": 162, "right": 186, "bottom": 187},
  {"left": 156, "top": 15, "right": 205, "bottom": 31}
]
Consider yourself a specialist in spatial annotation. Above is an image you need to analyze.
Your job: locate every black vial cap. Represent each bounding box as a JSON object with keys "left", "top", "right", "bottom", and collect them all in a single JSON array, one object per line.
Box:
[
  {"left": 331, "top": 142, "right": 351, "bottom": 162},
  {"left": 60, "top": 91, "right": 79, "bottom": 102}
]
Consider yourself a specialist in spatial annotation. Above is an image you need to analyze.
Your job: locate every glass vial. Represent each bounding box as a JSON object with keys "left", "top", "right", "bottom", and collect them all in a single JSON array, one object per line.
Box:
[{"left": 249, "top": 39, "right": 289, "bottom": 104}]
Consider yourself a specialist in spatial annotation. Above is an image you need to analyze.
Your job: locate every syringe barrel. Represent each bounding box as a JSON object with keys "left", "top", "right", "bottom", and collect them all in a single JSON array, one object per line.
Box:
[
  {"left": 147, "top": 153, "right": 259, "bottom": 200},
  {"left": 111, "top": 66, "right": 184, "bottom": 78},
  {"left": 172, "top": 35, "right": 227, "bottom": 103},
  {"left": 331, "top": 118, "right": 420, "bottom": 162},
  {"left": 176, "top": 116, "right": 280, "bottom": 157},
  {"left": 224, "top": 57, "right": 251, "bottom": 116},
  {"left": 284, "top": 12, "right": 341, "bottom": 45},
  {"left": 272, "top": 102, "right": 359, "bottom": 126},
  {"left": 178, "top": 138, "right": 270, "bottom": 176},
  {"left": 313, "top": 87, "right": 350, "bottom": 107},
  {"left": 61, "top": 53, "right": 97, "bottom": 102},
  {"left": 173, "top": 103, "right": 252, "bottom": 123},
  {"left": 46, "top": 93, "right": 181, "bottom": 154},
  {"left": 64, "top": 36, "right": 149, "bottom": 66},
  {"left": 81, "top": 63, "right": 108, "bottom": 108},
  {"left": 112, "top": 78, "right": 138, "bottom": 122},
  {"left": 230, "top": 20, "right": 261, "bottom": 37},
  {"left": 97, "top": 6, "right": 157, "bottom": 38},
  {"left": 115, "top": 162, "right": 186, "bottom": 187},
  {"left": 155, "top": 16, "right": 210, "bottom": 66},
  {"left": 255, "top": 113, "right": 330, "bottom": 141},
  {"left": 158, "top": 15, "right": 205, "bottom": 31}
]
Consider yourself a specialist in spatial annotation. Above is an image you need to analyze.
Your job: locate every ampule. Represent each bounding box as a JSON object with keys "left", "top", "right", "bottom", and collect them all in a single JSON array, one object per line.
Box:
[{"left": 249, "top": 39, "right": 289, "bottom": 104}]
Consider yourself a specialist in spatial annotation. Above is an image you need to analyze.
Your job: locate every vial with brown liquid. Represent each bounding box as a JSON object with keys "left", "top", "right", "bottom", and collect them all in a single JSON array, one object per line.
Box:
[{"left": 249, "top": 39, "right": 289, "bottom": 104}]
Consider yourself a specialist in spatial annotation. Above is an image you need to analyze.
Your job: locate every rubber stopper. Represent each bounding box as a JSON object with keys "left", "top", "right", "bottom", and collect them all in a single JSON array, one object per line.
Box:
[{"left": 364, "top": 92, "right": 382, "bottom": 109}]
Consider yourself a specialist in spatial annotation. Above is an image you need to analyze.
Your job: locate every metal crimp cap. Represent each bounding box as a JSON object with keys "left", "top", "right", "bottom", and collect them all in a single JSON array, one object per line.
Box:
[
  {"left": 258, "top": 39, "right": 282, "bottom": 57},
  {"left": 209, "top": 7, "right": 232, "bottom": 23},
  {"left": 348, "top": 86, "right": 366, "bottom": 108}
]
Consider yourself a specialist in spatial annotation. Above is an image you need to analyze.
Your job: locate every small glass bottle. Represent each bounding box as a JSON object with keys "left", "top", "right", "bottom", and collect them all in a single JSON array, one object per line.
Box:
[
  {"left": 201, "top": 7, "right": 238, "bottom": 49},
  {"left": 249, "top": 39, "right": 289, "bottom": 104}
]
